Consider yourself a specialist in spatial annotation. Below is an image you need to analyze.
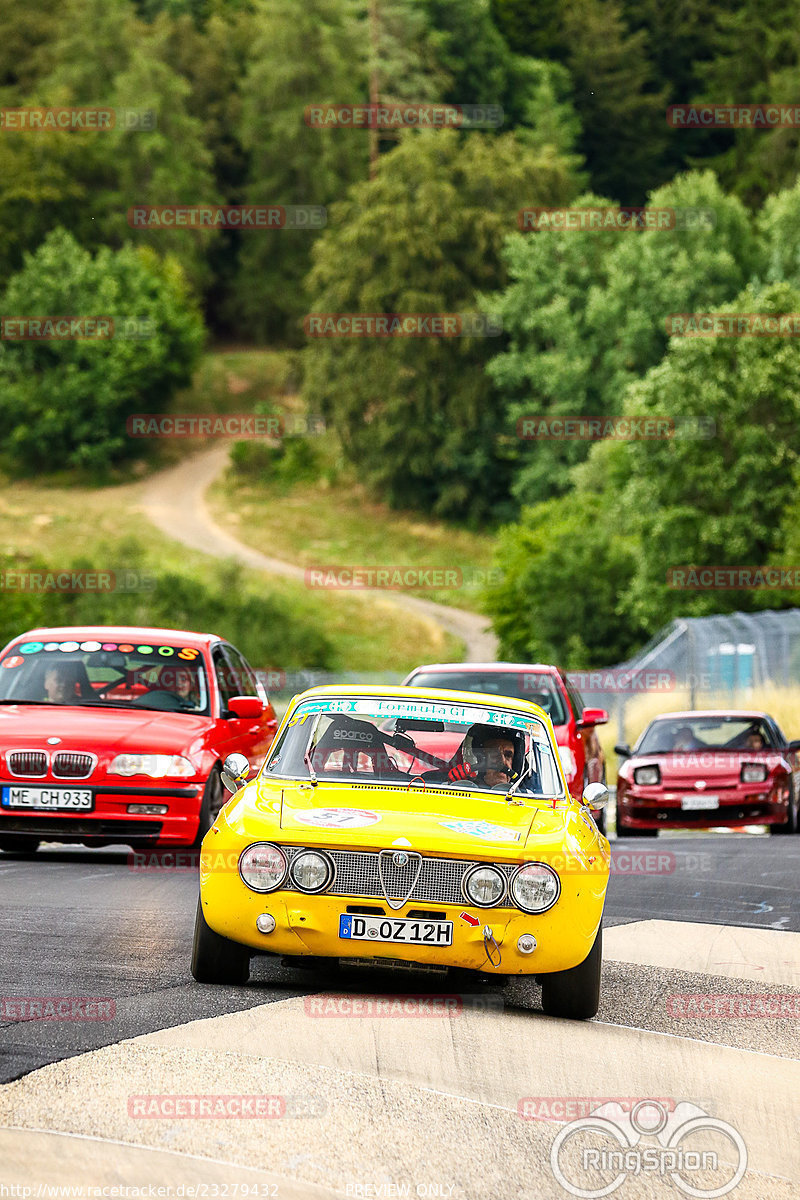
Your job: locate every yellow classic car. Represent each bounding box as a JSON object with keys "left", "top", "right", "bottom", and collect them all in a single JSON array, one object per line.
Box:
[{"left": 191, "top": 685, "right": 611, "bottom": 1018}]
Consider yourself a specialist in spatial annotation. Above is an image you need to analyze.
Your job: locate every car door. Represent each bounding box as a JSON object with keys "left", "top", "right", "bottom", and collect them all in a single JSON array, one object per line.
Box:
[{"left": 215, "top": 643, "right": 277, "bottom": 770}]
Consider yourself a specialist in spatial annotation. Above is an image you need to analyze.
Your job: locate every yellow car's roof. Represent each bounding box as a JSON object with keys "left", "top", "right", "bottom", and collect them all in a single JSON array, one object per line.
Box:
[{"left": 288, "top": 683, "right": 553, "bottom": 728}]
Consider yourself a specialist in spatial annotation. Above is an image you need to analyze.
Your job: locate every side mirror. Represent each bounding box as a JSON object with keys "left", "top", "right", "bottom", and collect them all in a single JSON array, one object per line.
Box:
[
  {"left": 582, "top": 782, "right": 609, "bottom": 809},
  {"left": 614, "top": 743, "right": 632, "bottom": 758},
  {"left": 576, "top": 707, "right": 609, "bottom": 729},
  {"left": 227, "top": 695, "right": 264, "bottom": 719},
  {"left": 221, "top": 752, "right": 251, "bottom": 794},
  {"left": 787, "top": 740, "right": 800, "bottom": 752}
]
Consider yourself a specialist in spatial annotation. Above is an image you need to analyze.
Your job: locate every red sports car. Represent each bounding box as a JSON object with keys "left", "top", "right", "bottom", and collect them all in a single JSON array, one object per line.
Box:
[
  {"left": 0, "top": 626, "right": 278, "bottom": 854},
  {"left": 401, "top": 662, "right": 609, "bottom": 829},
  {"left": 615, "top": 710, "right": 800, "bottom": 836}
]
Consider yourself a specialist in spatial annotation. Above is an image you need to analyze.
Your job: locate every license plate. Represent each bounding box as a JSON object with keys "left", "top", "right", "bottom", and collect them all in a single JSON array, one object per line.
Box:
[
  {"left": 1, "top": 786, "right": 93, "bottom": 811},
  {"left": 680, "top": 795, "right": 719, "bottom": 811},
  {"left": 339, "top": 914, "right": 453, "bottom": 946}
]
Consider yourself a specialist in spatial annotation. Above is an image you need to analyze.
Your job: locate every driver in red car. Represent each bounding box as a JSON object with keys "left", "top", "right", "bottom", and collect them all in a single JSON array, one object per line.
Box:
[{"left": 43, "top": 662, "right": 77, "bottom": 704}]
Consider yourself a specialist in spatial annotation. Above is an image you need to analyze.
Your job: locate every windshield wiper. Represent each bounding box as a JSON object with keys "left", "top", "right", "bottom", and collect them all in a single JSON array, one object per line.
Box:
[
  {"left": 506, "top": 763, "right": 532, "bottom": 801},
  {"left": 303, "top": 713, "right": 321, "bottom": 786}
]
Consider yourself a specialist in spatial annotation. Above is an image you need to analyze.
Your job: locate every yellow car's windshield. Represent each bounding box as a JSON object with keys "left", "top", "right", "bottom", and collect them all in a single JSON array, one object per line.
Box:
[{"left": 262, "top": 697, "right": 565, "bottom": 799}]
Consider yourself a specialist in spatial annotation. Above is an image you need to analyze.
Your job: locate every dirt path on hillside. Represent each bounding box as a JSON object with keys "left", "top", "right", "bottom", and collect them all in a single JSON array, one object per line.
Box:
[{"left": 138, "top": 445, "right": 498, "bottom": 660}]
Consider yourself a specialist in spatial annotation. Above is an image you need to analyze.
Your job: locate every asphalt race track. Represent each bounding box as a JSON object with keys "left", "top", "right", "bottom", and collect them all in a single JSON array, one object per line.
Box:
[{"left": 2, "top": 833, "right": 799, "bottom": 1197}]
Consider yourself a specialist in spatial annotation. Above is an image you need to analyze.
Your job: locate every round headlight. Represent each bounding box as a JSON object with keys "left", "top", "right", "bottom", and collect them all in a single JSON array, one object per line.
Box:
[
  {"left": 511, "top": 863, "right": 560, "bottom": 913},
  {"left": 463, "top": 865, "right": 506, "bottom": 908},
  {"left": 239, "top": 843, "right": 287, "bottom": 893},
  {"left": 290, "top": 850, "right": 334, "bottom": 893}
]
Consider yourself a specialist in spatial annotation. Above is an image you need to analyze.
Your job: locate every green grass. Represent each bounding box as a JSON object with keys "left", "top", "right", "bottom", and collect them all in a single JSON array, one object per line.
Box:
[
  {"left": 206, "top": 415, "right": 496, "bottom": 614},
  {"left": 0, "top": 474, "right": 460, "bottom": 673},
  {"left": 0, "top": 346, "right": 493, "bottom": 671}
]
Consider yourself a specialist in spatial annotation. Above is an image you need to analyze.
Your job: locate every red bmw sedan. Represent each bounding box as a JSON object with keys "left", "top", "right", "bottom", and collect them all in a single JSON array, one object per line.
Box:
[
  {"left": 615, "top": 710, "right": 800, "bottom": 836},
  {"left": 0, "top": 626, "right": 278, "bottom": 854}
]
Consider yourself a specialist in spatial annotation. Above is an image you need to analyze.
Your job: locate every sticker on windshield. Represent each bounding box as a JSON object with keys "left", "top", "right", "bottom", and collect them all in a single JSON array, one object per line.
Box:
[
  {"left": 291, "top": 807, "right": 380, "bottom": 829},
  {"left": 292, "top": 698, "right": 538, "bottom": 733},
  {"left": 439, "top": 819, "right": 522, "bottom": 843}
]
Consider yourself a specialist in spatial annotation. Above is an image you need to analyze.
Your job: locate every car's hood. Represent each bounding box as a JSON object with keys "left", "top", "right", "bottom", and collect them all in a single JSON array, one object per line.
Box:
[
  {"left": 0, "top": 704, "right": 209, "bottom": 756},
  {"left": 274, "top": 781, "right": 548, "bottom": 854}
]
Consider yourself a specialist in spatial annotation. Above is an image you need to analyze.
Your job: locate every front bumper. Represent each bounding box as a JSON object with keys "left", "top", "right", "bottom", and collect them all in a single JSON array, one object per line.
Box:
[
  {"left": 199, "top": 832, "right": 608, "bottom": 977},
  {"left": 617, "top": 783, "right": 791, "bottom": 829},
  {"left": 0, "top": 782, "right": 203, "bottom": 845}
]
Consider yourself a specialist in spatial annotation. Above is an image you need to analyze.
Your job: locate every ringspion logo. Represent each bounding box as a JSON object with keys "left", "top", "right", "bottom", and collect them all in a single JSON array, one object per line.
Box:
[{"left": 549, "top": 1100, "right": 747, "bottom": 1198}]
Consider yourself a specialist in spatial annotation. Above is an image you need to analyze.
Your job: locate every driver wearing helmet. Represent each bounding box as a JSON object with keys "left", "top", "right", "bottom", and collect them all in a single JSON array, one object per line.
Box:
[{"left": 426, "top": 723, "right": 520, "bottom": 788}]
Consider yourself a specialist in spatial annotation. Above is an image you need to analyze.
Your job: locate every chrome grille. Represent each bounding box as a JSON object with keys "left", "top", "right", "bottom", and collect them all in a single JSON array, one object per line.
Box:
[
  {"left": 283, "top": 847, "right": 517, "bottom": 907},
  {"left": 7, "top": 750, "right": 47, "bottom": 777},
  {"left": 52, "top": 752, "right": 95, "bottom": 779}
]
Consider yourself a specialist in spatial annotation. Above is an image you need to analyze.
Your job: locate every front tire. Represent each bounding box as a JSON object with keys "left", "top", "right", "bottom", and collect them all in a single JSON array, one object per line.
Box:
[
  {"left": 0, "top": 836, "right": 40, "bottom": 855},
  {"left": 191, "top": 898, "right": 250, "bottom": 984},
  {"left": 769, "top": 779, "right": 795, "bottom": 834},
  {"left": 541, "top": 923, "right": 602, "bottom": 1020},
  {"left": 615, "top": 819, "right": 657, "bottom": 838}
]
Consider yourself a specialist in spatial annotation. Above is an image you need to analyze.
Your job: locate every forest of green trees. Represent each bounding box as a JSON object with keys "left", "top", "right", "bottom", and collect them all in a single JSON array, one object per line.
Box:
[{"left": 4, "top": 0, "right": 800, "bottom": 665}]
